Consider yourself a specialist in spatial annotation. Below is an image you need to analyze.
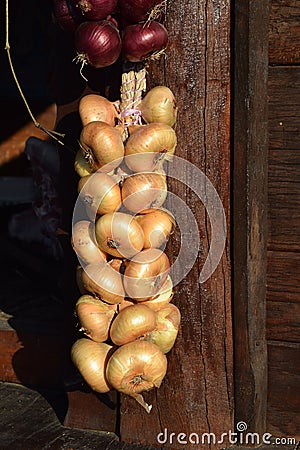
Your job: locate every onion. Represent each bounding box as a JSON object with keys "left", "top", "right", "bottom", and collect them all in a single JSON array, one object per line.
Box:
[
  {"left": 76, "top": 294, "right": 116, "bottom": 342},
  {"left": 118, "top": 298, "right": 135, "bottom": 311},
  {"left": 146, "top": 303, "right": 181, "bottom": 353},
  {"left": 71, "top": 0, "right": 117, "bottom": 20},
  {"left": 78, "top": 172, "right": 122, "bottom": 216},
  {"left": 74, "top": 20, "right": 122, "bottom": 71},
  {"left": 135, "top": 208, "right": 175, "bottom": 249},
  {"left": 118, "top": 0, "right": 165, "bottom": 24},
  {"left": 122, "top": 21, "right": 168, "bottom": 62},
  {"left": 74, "top": 148, "right": 94, "bottom": 177},
  {"left": 76, "top": 265, "right": 89, "bottom": 294},
  {"left": 71, "top": 338, "right": 112, "bottom": 393},
  {"left": 106, "top": 340, "right": 167, "bottom": 412},
  {"left": 80, "top": 121, "right": 124, "bottom": 172},
  {"left": 110, "top": 303, "right": 157, "bottom": 345},
  {"left": 141, "top": 275, "right": 173, "bottom": 311},
  {"left": 52, "top": 0, "right": 82, "bottom": 33},
  {"left": 138, "top": 85, "right": 178, "bottom": 127},
  {"left": 124, "top": 123, "right": 177, "bottom": 172},
  {"left": 72, "top": 220, "right": 107, "bottom": 265},
  {"left": 121, "top": 172, "right": 168, "bottom": 214},
  {"left": 95, "top": 212, "right": 144, "bottom": 259},
  {"left": 81, "top": 262, "right": 125, "bottom": 304},
  {"left": 79, "top": 94, "right": 119, "bottom": 127},
  {"left": 124, "top": 248, "right": 170, "bottom": 300}
]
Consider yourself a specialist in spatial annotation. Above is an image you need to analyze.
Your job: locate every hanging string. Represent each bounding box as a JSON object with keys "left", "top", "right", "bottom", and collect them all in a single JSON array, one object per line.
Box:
[{"left": 4, "top": 0, "right": 65, "bottom": 145}]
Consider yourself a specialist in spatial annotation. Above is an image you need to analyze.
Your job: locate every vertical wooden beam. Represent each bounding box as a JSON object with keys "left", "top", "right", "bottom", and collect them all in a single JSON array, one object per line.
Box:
[
  {"left": 233, "top": 0, "right": 269, "bottom": 436},
  {"left": 119, "top": 1, "right": 233, "bottom": 449}
]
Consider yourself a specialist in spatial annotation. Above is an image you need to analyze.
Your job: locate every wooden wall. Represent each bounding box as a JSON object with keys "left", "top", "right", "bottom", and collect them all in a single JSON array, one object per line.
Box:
[{"left": 267, "top": 0, "right": 300, "bottom": 439}]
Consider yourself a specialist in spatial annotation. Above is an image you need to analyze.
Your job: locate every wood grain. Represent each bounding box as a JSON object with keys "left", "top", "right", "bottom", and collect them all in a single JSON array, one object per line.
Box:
[
  {"left": 119, "top": 1, "right": 233, "bottom": 449},
  {"left": 268, "top": 67, "right": 300, "bottom": 133},
  {"left": 268, "top": 147, "right": 300, "bottom": 251},
  {"left": 267, "top": 251, "right": 300, "bottom": 302},
  {"left": 267, "top": 4, "right": 300, "bottom": 441},
  {"left": 267, "top": 342, "right": 300, "bottom": 439},
  {"left": 269, "top": 0, "right": 300, "bottom": 64},
  {"left": 0, "top": 382, "right": 160, "bottom": 450},
  {"left": 267, "top": 301, "right": 300, "bottom": 341},
  {"left": 232, "top": 0, "right": 269, "bottom": 437}
]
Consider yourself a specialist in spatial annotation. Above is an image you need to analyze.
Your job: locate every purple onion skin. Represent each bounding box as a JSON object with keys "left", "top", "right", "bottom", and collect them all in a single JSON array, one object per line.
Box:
[
  {"left": 75, "top": 20, "right": 122, "bottom": 68},
  {"left": 52, "top": 0, "right": 81, "bottom": 33},
  {"left": 122, "top": 21, "right": 168, "bottom": 62},
  {"left": 71, "top": 0, "right": 118, "bottom": 20},
  {"left": 118, "top": 0, "right": 163, "bottom": 23}
]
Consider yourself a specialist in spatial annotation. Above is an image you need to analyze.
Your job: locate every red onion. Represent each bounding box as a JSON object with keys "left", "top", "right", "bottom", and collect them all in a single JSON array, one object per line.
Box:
[
  {"left": 122, "top": 21, "right": 168, "bottom": 62},
  {"left": 52, "top": 0, "right": 81, "bottom": 33},
  {"left": 74, "top": 20, "right": 122, "bottom": 69},
  {"left": 118, "top": 0, "right": 164, "bottom": 24},
  {"left": 71, "top": 0, "right": 118, "bottom": 21}
]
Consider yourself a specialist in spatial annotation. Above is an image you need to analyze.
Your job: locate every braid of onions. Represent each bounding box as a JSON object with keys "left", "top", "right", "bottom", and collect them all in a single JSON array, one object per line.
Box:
[{"left": 53, "top": 0, "right": 181, "bottom": 413}]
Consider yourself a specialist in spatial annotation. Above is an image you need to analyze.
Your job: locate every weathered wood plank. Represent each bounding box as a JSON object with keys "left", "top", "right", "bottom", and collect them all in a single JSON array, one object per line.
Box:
[
  {"left": 267, "top": 342, "right": 300, "bottom": 439},
  {"left": 269, "top": 0, "right": 300, "bottom": 65},
  {"left": 268, "top": 67, "right": 300, "bottom": 133},
  {"left": 267, "top": 251, "right": 300, "bottom": 302},
  {"left": 269, "top": 131, "right": 300, "bottom": 151},
  {"left": 233, "top": 0, "right": 269, "bottom": 437},
  {"left": 0, "top": 382, "right": 160, "bottom": 450},
  {"left": 268, "top": 148, "right": 300, "bottom": 250},
  {"left": 64, "top": 388, "right": 118, "bottom": 434},
  {"left": 266, "top": 301, "right": 300, "bottom": 341},
  {"left": 118, "top": 1, "right": 233, "bottom": 449}
]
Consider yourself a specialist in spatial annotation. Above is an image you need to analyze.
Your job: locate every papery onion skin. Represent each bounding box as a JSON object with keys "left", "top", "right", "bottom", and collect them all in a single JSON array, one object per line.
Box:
[
  {"left": 71, "top": 338, "right": 112, "bottom": 392},
  {"left": 80, "top": 121, "right": 124, "bottom": 172},
  {"left": 79, "top": 94, "right": 118, "bottom": 127},
  {"left": 118, "top": 0, "right": 164, "bottom": 23},
  {"left": 74, "top": 20, "right": 122, "bottom": 68},
  {"left": 106, "top": 340, "right": 167, "bottom": 396},
  {"left": 74, "top": 148, "right": 94, "bottom": 177},
  {"left": 122, "top": 21, "right": 168, "bottom": 62},
  {"left": 78, "top": 172, "right": 122, "bottom": 216},
  {"left": 76, "top": 265, "right": 89, "bottom": 294},
  {"left": 81, "top": 262, "right": 125, "bottom": 304},
  {"left": 124, "top": 123, "right": 177, "bottom": 172},
  {"left": 71, "top": 0, "right": 118, "bottom": 20},
  {"left": 118, "top": 298, "right": 135, "bottom": 312},
  {"left": 146, "top": 303, "right": 181, "bottom": 353},
  {"left": 95, "top": 212, "right": 144, "bottom": 259},
  {"left": 141, "top": 275, "right": 173, "bottom": 311},
  {"left": 124, "top": 248, "right": 170, "bottom": 300},
  {"left": 76, "top": 294, "right": 116, "bottom": 342},
  {"left": 72, "top": 220, "right": 107, "bottom": 265},
  {"left": 135, "top": 208, "right": 175, "bottom": 249},
  {"left": 138, "top": 85, "right": 178, "bottom": 127},
  {"left": 110, "top": 304, "right": 157, "bottom": 345},
  {"left": 121, "top": 172, "right": 168, "bottom": 214}
]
